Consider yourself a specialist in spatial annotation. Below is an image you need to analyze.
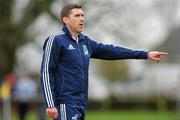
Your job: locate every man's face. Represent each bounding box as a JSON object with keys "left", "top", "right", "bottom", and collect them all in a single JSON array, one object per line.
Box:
[{"left": 63, "top": 8, "right": 84, "bottom": 33}]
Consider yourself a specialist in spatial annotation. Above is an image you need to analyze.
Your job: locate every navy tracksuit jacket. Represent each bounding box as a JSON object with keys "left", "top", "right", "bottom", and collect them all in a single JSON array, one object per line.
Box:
[{"left": 40, "top": 25, "right": 148, "bottom": 108}]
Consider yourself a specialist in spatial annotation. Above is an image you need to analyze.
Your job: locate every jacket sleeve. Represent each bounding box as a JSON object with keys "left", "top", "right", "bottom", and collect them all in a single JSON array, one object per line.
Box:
[
  {"left": 88, "top": 37, "right": 148, "bottom": 60},
  {"left": 40, "top": 35, "right": 61, "bottom": 108}
]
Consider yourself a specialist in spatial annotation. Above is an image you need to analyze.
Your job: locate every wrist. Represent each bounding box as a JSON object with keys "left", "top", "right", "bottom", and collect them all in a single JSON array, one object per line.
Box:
[{"left": 146, "top": 51, "right": 150, "bottom": 60}]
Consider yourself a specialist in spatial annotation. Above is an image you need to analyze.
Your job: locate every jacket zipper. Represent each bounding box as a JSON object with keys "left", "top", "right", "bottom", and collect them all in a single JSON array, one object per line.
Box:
[{"left": 76, "top": 41, "right": 85, "bottom": 101}]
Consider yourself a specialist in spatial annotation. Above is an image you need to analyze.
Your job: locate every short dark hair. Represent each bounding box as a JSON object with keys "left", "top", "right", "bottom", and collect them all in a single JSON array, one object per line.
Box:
[{"left": 60, "top": 4, "right": 83, "bottom": 23}]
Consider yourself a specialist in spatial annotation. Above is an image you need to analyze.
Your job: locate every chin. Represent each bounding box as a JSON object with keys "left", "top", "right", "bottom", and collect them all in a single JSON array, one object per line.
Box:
[{"left": 78, "top": 29, "right": 83, "bottom": 32}]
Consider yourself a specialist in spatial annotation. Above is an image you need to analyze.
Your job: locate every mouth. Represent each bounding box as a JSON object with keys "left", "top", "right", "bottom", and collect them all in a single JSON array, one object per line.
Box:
[{"left": 79, "top": 23, "right": 84, "bottom": 27}]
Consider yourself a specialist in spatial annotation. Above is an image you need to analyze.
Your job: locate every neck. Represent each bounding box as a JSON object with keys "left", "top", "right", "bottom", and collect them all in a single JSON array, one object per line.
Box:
[
  {"left": 65, "top": 25, "right": 79, "bottom": 41},
  {"left": 71, "top": 32, "right": 78, "bottom": 40}
]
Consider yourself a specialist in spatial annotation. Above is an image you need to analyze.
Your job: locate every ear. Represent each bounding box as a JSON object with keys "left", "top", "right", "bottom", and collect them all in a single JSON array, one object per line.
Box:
[{"left": 63, "top": 17, "right": 69, "bottom": 24}]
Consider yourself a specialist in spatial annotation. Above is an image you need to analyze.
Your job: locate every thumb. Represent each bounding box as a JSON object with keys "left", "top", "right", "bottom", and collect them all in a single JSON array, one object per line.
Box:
[{"left": 53, "top": 111, "right": 59, "bottom": 119}]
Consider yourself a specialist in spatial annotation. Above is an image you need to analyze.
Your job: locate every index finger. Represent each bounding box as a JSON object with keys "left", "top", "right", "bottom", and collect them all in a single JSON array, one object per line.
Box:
[{"left": 158, "top": 52, "right": 168, "bottom": 55}]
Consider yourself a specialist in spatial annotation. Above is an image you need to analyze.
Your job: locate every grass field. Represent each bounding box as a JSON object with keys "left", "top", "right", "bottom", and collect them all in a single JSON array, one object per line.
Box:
[
  {"left": 0, "top": 110, "right": 177, "bottom": 120},
  {"left": 86, "top": 110, "right": 177, "bottom": 120}
]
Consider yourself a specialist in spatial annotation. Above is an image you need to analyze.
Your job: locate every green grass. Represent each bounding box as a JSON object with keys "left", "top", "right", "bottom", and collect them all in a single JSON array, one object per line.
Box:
[
  {"left": 0, "top": 110, "right": 177, "bottom": 120},
  {"left": 86, "top": 110, "right": 176, "bottom": 120}
]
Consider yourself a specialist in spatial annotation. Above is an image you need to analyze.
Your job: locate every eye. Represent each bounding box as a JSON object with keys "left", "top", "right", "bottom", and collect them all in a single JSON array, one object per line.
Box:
[{"left": 75, "top": 14, "right": 80, "bottom": 17}]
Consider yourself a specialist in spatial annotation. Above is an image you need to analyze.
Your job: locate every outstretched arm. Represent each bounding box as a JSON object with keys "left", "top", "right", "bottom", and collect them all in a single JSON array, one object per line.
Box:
[
  {"left": 86, "top": 36, "right": 168, "bottom": 61},
  {"left": 148, "top": 51, "right": 168, "bottom": 63},
  {"left": 88, "top": 39, "right": 148, "bottom": 60}
]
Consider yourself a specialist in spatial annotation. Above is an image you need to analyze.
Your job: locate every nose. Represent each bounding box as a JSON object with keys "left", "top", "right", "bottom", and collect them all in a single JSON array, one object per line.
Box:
[{"left": 80, "top": 15, "right": 84, "bottom": 21}]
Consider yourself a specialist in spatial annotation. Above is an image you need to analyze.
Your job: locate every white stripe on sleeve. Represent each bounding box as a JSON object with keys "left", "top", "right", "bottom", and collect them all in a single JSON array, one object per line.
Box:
[{"left": 42, "top": 35, "right": 55, "bottom": 107}]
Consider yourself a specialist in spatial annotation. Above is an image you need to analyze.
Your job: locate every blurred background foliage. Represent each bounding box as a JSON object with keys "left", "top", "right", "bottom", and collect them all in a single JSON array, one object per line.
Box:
[
  {"left": 96, "top": 60, "right": 129, "bottom": 81},
  {"left": 0, "top": 0, "right": 54, "bottom": 79}
]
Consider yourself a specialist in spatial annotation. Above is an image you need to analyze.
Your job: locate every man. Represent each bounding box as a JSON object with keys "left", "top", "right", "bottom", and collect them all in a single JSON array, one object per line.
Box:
[
  {"left": 14, "top": 76, "right": 37, "bottom": 120},
  {"left": 40, "top": 4, "right": 168, "bottom": 120}
]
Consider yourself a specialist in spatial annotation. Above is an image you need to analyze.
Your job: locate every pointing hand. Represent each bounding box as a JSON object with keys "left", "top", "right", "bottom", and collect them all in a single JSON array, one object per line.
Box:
[{"left": 148, "top": 51, "right": 168, "bottom": 63}]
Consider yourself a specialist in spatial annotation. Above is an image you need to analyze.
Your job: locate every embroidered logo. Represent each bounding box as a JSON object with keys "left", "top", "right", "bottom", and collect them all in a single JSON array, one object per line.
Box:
[
  {"left": 82, "top": 45, "right": 89, "bottom": 55},
  {"left": 72, "top": 114, "right": 79, "bottom": 120},
  {"left": 68, "top": 44, "right": 75, "bottom": 50}
]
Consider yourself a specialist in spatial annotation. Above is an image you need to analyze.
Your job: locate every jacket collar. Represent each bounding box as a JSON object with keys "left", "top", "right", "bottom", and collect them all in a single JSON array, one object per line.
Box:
[{"left": 62, "top": 25, "right": 85, "bottom": 42}]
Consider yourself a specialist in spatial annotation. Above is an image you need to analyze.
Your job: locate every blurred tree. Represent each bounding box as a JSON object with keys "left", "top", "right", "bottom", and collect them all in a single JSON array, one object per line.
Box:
[
  {"left": 96, "top": 60, "right": 129, "bottom": 81},
  {"left": 157, "top": 27, "right": 180, "bottom": 63},
  {"left": 0, "top": 0, "right": 55, "bottom": 79}
]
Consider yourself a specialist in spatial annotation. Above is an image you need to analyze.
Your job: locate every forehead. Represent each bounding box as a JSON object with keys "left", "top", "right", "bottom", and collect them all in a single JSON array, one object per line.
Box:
[{"left": 70, "top": 8, "right": 84, "bottom": 15}]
